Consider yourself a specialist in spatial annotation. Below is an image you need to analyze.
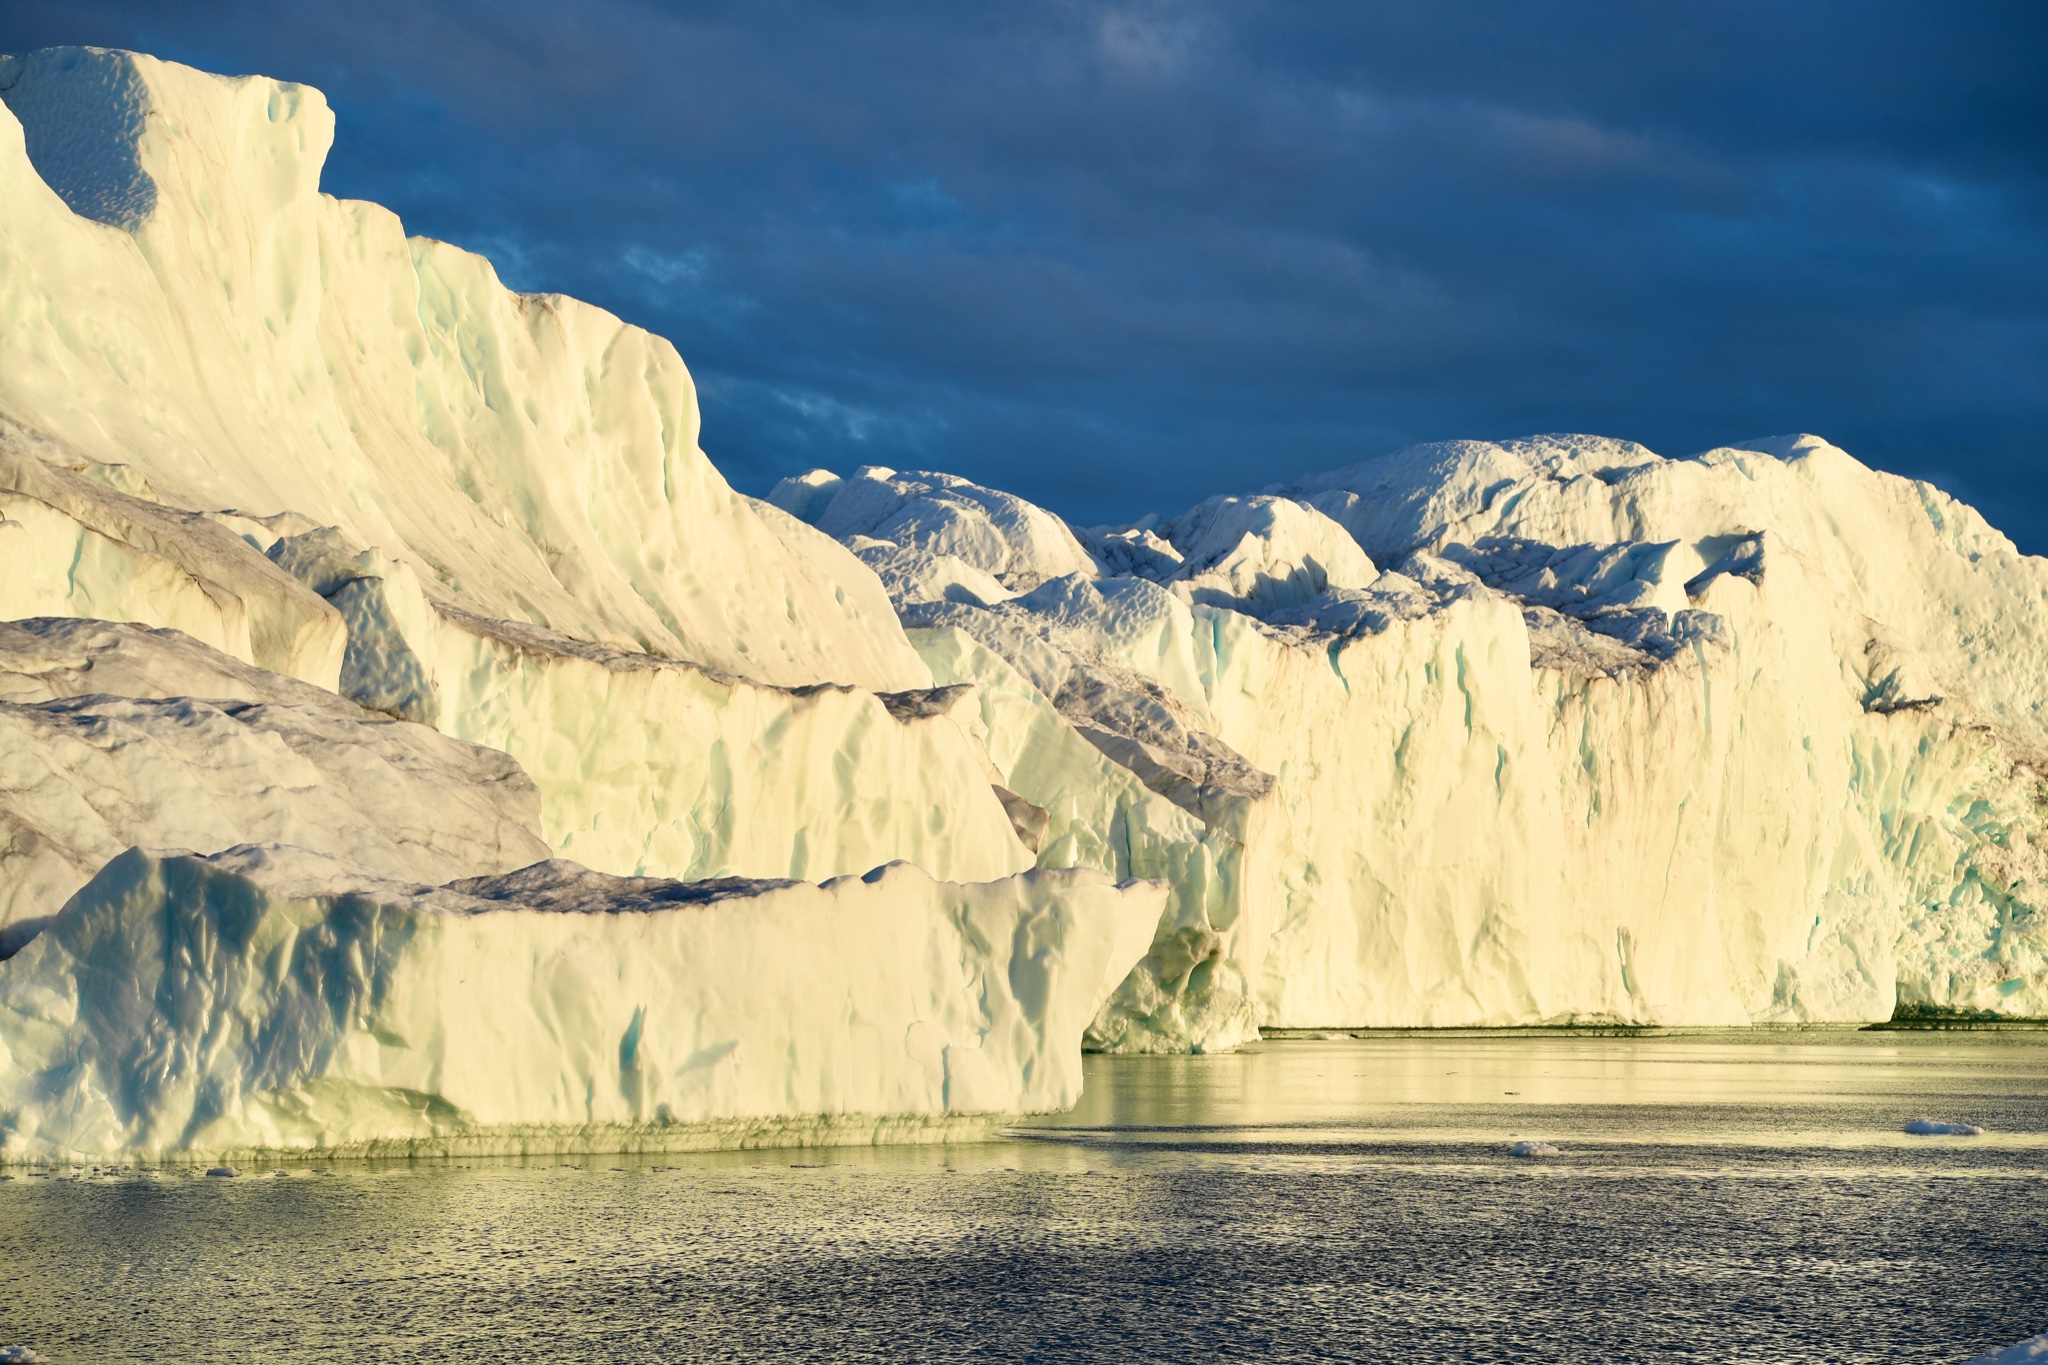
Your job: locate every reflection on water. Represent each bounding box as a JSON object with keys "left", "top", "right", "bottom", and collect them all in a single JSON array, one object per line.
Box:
[
  {"left": 1023, "top": 1028, "right": 2048, "bottom": 1150},
  {"left": 1, "top": 1031, "right": 2043, "bottom": 1363}
]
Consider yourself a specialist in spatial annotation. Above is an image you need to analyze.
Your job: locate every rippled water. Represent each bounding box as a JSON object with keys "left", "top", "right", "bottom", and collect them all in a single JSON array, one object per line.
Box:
[{"left": 3, "top": 1030, "right": 2044, "bottom": 1363}]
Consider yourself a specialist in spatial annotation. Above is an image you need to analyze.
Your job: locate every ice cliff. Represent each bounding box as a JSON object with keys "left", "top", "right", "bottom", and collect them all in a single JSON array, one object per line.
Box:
[
  {"left": 0, "top": 47, "right": 2041, "bottom": 1161},
  {"left": 0, "top": 847, "right": 1158, "bottom": 1162},
  {"left": 780, "top": 441, "right": 2048, "bottom": 1044}
]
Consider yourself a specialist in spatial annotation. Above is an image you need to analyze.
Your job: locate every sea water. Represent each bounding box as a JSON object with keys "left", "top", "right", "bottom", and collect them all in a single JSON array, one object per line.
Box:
[{"left": 2, "top": 1030, "right": 2043, "bottom": 1363}]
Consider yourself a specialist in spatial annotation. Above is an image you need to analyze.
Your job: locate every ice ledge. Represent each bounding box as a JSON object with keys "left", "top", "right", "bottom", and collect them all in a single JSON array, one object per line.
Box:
[{"left": 0, "top": 844, "right": 1166, "bottom": 1163}]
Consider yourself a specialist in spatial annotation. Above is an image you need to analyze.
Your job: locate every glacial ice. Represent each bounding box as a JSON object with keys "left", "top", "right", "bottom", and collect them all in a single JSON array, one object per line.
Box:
[
  {"left": 1904, "top": 1119, "right": 1983, "bottom": 1137},
  {"left": 1970, "top": 1334, "right": 2048, "bottom": 1365},
  {"left": 1147, "top": 493, "right": 1379, "bottom": 613},
  {"left": 0, "top": 40, "right": 2041, "bottom": 1164},
  {"left": 0, "top": 47, "right": 925, "bottom": 694},
  {"left": 790, "top": 437, "right": 2048, "bottom": 1038},
  {"left": 0, "top": 418, "right": 346, "bottom": 687},
  {"left": 0, "top": 846, "right": 1162, "bottom": 1162},
  {"left": 772, "top": 465, "right": 1101, "bottom": 592},
  {"left": 0, "top": 618, "right": 551, "bottom": 953}
]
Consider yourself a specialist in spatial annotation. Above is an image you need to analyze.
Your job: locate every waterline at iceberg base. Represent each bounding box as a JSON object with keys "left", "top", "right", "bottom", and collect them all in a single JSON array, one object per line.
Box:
[{"left": 0, "top": 46, "right": 2042, "bottom": 1163}]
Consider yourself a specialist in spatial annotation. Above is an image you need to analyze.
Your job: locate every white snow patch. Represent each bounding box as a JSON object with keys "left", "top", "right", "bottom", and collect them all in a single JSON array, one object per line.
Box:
[{"left": 777, "top": 465, "right": 1098, "bottom": 592}]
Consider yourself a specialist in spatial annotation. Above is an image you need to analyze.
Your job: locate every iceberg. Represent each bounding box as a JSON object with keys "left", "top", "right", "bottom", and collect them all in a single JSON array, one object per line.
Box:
[
  {"left": 1508, "top": 1140, "right": 1562, "bottom": 1158},
  {"left": 0, "top": 47, "right": 1130, "bottom": 1160},
  {"left": 788, "top": 437, "right": 2048, "bottom": 1040},
  {"left": 1968, "top": 1334, "right": 2048, "bottom": 1365},
  {"left": 0, "top": 40, "right": 2042, "bottom": 1154},
  {"left": 0, "top": 845, "right": 1162, "bottom": 1163}
]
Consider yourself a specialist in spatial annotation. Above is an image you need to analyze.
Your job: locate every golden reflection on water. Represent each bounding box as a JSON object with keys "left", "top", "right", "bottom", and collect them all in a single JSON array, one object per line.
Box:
[
  {"left": 3, "top": 1030, "right": 2044, "bottom": 1363},
  {"left": 1019, "top": 1029, "right": 2048, "bottom": 1151}
]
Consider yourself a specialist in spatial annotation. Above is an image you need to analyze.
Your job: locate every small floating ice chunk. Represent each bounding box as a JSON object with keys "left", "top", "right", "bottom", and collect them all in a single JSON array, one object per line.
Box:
[
  {"left": 205, "top": 1166, "right": 241, "bottom": 1178},
  {"left": 1904, "top": 1119, "right": 1983, "bottom": 1136},
  {"left": 1965, "top": 1331, "right": 2048, "bottom": 1364},
  {"left": 0, "top": 1347, "right": 52, "bottom": 1363},
  {"left": 1508, "top": 1140, "right": 1562, "bottom": 1158}
]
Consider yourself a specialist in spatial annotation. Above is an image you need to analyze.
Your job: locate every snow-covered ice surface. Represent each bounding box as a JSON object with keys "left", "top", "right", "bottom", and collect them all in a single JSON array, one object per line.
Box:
[
  {"left": 0, "top": 618, "right": 551, "bottom": 952},
  {"left": 771, "top": 466, "right": 1099, "bottom": 593},
  {"left": 0, "top": 845, "right": 1162, "bottom": 1163}
]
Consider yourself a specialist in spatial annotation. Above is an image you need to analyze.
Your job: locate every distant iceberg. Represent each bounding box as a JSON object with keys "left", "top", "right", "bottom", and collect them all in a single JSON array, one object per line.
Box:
[{"left": 1904, "top": 1119, "right": 1984, "bottom": 1137}]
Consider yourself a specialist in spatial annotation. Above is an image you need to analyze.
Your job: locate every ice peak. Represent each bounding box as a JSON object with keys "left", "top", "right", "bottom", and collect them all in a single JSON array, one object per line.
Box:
[{"left": 0, "top": 46, "right": 331, "bottom": 236}]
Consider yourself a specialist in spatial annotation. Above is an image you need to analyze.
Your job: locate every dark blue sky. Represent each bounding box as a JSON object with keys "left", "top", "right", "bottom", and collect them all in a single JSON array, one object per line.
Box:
[{"left": 5, "top": 2, "right": 2045, "bottom": 544}]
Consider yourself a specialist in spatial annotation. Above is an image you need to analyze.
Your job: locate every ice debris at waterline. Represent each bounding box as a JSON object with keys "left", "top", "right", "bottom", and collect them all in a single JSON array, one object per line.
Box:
[
  {"left": 0, "top": 44, "right": 2036, "bottom": 1159},
  {"left": 1508, "top": 1141, "right": 1563, "bottom": 1158},
  {"left": 0, "top": 845, "right": 1160, "bottom": 1163},
  {"left": 0, "top": 1347, "right": 51, "bottom": 1364},
  {"left": 1904, "top": 1119, "right": 1985, "bottom": 1137},
  {"left": 1968, "top": 1333, "right": 2048, "bottom": 1365}
]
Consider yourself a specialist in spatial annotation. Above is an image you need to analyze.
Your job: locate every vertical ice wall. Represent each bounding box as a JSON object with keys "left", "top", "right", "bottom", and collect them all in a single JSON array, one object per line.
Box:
[
  {"left": 782, "top": 438, "right": 2048, "bottom": 1035},
  {"left": 0, "top": 847, "right": 1166, "bottom": 1162}
]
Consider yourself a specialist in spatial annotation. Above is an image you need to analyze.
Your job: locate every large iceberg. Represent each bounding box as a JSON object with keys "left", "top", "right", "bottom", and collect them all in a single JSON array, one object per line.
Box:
[
  {"left": 0, "top": 46, "right": 1144, "bottom": 1160},
  {"left": 0, "top": 41, "right": 2041, "bottom": 1166},
  {"left": 0, "top": 846, "right": 1161, "bottom": 1162},
  {"left": 783, "top": 434, "right": 2048, "bottom": 1040}
]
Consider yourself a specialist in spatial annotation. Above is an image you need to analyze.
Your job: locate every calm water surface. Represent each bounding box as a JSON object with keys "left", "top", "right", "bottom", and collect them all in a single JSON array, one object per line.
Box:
[{"left": 2, "top": 1030, "right": 2044, "bottom": 1363}]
